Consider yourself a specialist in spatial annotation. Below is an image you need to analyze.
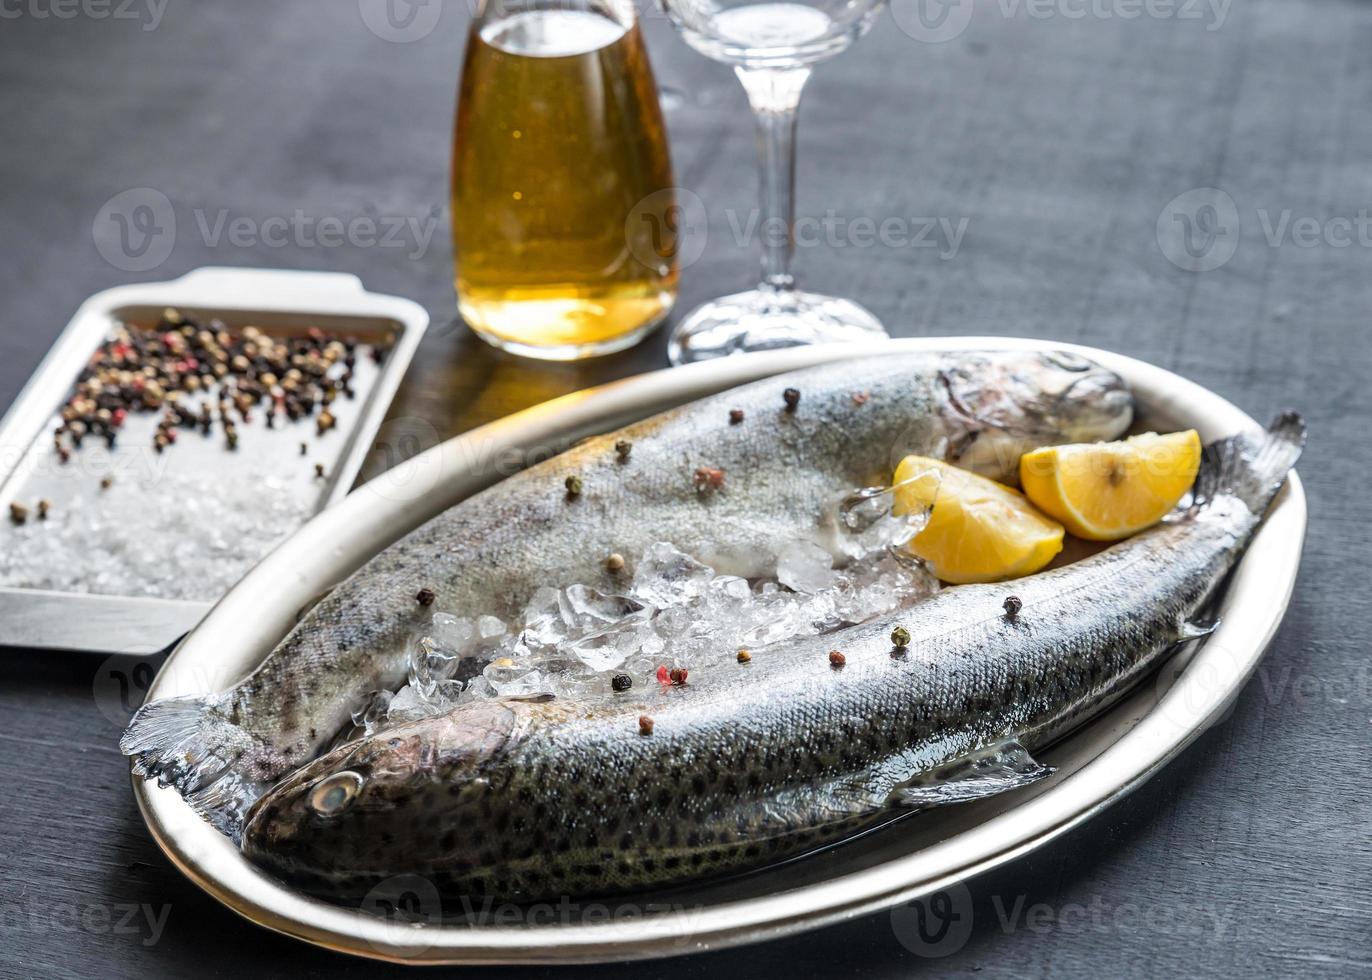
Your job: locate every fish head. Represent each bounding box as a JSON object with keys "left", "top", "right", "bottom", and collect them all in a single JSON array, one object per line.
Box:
[
  {"left": 923, "top": 351, "right": 1134, "bottom": 480},
  {"left": 241, "top": 700, "right": 525, "bottom": 896}
]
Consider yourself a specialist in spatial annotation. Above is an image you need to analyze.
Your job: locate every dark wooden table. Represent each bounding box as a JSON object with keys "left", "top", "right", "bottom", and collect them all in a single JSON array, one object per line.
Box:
[{"left": 2, "top": 1, "right": 1368, "bottom": 976}]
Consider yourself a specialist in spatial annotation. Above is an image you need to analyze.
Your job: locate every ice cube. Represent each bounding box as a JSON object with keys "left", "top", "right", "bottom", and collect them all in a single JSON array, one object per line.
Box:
[
  {"left": 477, "top": 615, "right": 508, "bottom": 639},
  {"left": 523, "top": 586, "right": 568, "bottom": 645},
  {"left": 460, "top": 676, "right": 497, "bottom": 703},
  {"left": 563, "top": 608, "right": 654, "bottom": 671},
  {"left": 776, "top": 540, "right": 836, "bottom": 594},
  {"left": 387, "top": 684, "right": 429, "bottom": 723},
  {"left": 351, "top": 689, "right": 394, "bottom": 736},
  {"left": 559, "top": 584, "right": 644, "bottom": 631},
  {"left": 431, "top": 613, "right": 477, "bottom": 654},
  {"left": 710, "top": 575, "right": 752, "bottom": 601},
  {"left": 630, "top": 542, "right": 715, "bottom": 606}
]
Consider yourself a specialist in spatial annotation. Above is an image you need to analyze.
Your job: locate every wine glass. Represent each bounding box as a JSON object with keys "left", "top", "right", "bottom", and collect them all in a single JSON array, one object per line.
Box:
[{"left": 659, "top": 0, "right": 890, "bottom": 364}]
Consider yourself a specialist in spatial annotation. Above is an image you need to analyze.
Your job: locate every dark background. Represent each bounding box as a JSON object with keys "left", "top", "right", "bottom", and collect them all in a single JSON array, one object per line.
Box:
[{"left": 1, "top": 0, "right": 1369, "bottom": 976}]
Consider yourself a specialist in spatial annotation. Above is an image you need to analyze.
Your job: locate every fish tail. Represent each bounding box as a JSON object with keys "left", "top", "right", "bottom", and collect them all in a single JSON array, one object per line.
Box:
[
  {"left": 1194, "top": 411, "right": 1306, "bottom": 515},
  {"left": 120, "top": 694, "right": 266, "bottom": 842}
]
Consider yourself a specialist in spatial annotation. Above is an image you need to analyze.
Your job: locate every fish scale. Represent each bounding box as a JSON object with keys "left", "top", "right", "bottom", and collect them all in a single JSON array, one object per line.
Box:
[
  {"left": 123, "top": 350, "right": 1133, "bottom": 838},
  {"left": 238, "top": 415, "right": 1303, "bottom": 902}
]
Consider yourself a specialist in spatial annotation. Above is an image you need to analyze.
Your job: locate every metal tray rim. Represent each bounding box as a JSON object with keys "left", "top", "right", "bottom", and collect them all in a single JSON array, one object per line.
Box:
[{"left": 130, "top": 337, "right": 1307, "bottom": 964}]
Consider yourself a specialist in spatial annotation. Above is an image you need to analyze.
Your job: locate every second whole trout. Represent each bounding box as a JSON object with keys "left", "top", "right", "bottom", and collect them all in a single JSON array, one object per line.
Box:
[{"left": 122, "top": 350, "right": 1132, "bottom": 836}]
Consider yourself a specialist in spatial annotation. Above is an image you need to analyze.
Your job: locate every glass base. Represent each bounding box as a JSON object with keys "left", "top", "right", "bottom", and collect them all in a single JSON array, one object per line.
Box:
[{"left": 667, "top": 287, "right": 887, "bottom": 364}]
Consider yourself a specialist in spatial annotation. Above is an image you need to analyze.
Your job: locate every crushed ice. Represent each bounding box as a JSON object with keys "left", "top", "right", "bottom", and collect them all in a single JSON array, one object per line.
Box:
[{"left": 366, "top": 471, "right": 943, "bottom": 734}]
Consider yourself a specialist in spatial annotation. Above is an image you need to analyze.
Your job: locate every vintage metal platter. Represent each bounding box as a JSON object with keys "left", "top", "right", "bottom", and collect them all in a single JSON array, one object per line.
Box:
[
  {"left": 130, "top": 338, "right": 1306, "bottom": 965},
  {"left": 0, "top": 267, "right": 428, "bottom": 653}
]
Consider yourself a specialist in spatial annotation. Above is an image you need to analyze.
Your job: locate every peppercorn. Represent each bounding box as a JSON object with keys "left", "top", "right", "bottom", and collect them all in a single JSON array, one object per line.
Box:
[
  {"left": 416, "top": 588, "right": 436, "bottom": 607},
  {"left": 693, "top": 466, "right": 726, "bottom": 493},
  {"left": 891, "top": 625, "right": 912, "bottom": 649},
  {"left": 611, "top": 674, "right": 632, "bottom": 693},
  {"left": 36, "top": 500, "right": 51, "bottom": 521},
  {"left": 614, "top": 439, "right": 632, "bottom": 462},
  {"left": 8, "top": 502, "right": 28, "bottom": 525},
  {"left": 606, "top": 553, "right": 626, "bottom": 574},
  {"left": 299, "top": 441, "right": 308, "bottom": 457},
  {"left": 828, "top": 650, "right": 846, "bottom": 669},
  {"left": 314, "top": 462, "right": 326, "bottom": 479},
  {"left": 1003, "top": 596, "right": 1023, "bottom": 619},
  {"left": 729, "top": 408, "right": 745, "bottom": 425},
  {"left": 565, "top": 475, "right": 583, "bottom": 498},
  {"left": 737, "top": 649, "right": 752, "bottom": 664},
  {"left": 638, "top": 715, "right": 655, "bottom": 736},
  {"left": 669, "top": 667, "right": 688, "bottom": 686},
  {"left": 783, "top": 388, "right": 801, "bottom": 412},
  {"left": 100, "top": 476, "right": 113, "bottom": 491}
]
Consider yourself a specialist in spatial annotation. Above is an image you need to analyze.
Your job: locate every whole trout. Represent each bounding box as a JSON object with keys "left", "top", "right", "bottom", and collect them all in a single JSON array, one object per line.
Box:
[
  {"left": 240, "top": 415, "right": 1303, "bottom": 902},
  {"left": 123, "top": 351, "right": 1132, "bottom": 836}
]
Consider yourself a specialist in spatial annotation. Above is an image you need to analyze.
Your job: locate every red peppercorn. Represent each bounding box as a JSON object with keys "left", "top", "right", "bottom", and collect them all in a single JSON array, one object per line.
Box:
[
  {"left": 669, "top": 667, "right": 688, "bottom": 686},
  {"left": 828, "top": 650, "right": 846, "bottom": 669},
  {"left": 656, "top": 665, "right": 671, "bottom": 685},
  {"left": 693, "top": 466, "right": 726, "bottom": 492}
]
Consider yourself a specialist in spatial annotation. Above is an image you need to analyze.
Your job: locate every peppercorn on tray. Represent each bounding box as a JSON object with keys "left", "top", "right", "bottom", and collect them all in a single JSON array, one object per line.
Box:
[{"left": 0, "top": 267, "right": 428, "bottom": 654}]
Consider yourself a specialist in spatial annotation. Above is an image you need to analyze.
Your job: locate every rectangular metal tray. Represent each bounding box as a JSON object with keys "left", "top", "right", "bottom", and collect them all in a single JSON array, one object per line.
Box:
[{"left": 0, "top": 267, "right": 429, "bottom": 654}]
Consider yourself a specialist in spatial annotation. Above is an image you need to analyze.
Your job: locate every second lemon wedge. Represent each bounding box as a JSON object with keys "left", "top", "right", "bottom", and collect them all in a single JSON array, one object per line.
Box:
[
  {"left": 892, "top": 456, "right": 1065, "bottom": 585},
  {"left": 1020, "top": 430, "right": 1201, "bottom": 541}
]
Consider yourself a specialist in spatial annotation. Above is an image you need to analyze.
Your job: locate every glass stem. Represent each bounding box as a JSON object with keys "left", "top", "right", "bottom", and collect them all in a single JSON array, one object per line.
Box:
[{"left": 735, "top": 66, "right": 811, "bottom": 297}]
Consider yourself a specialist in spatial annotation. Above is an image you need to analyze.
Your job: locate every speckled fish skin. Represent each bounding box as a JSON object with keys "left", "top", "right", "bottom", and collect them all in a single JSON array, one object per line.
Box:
[
  {"left": 122, "top": 351, "right": 1132, "bottom": 837},
  {"left": 240, "top": 415, "right": 1303, "bottom": 902}
]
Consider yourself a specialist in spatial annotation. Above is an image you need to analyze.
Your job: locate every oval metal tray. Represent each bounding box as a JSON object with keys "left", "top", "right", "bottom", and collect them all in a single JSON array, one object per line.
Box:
[{"left": 131, "top": 338, "right": 1307, "bottom": 964}]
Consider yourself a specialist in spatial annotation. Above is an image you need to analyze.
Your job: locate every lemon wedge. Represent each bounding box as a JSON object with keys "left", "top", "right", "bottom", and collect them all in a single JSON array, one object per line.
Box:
[
  {"left": 1020, "top": 430, "right": 1201, "bottom": 541},
  {"left": 892, "top": 456, "right": 1065, "bottom": 585}
]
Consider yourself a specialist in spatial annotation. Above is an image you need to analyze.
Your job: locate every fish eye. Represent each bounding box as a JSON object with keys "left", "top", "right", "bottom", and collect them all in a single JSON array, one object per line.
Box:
[{"left": 308, "top": 771, "right": 364, "bottom": 817}]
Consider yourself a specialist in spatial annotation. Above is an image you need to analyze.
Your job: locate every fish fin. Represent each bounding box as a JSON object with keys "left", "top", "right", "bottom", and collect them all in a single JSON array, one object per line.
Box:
[
  {"left": 120, "top": 694, "right": 267, "bottom": 842},
  {"left": 1193, "top": 412, "right": 1305, "bottom": 516},
  {"left": 892, "top": 740, "right": 1054, "bottom": 810},
  {"left": 1179, "top": 617, "right": 1220, "bottom": 642}
]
